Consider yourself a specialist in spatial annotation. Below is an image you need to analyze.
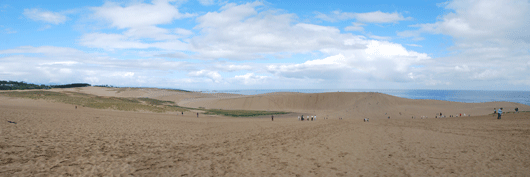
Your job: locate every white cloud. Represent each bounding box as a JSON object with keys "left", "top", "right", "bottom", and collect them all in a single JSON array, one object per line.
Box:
[
  {"left": 315, "top": 10, "right": 356, "bottom": 22},
  {"left": 214, "top": 64, "right": 253, "bottom": 72},
  {"left": 233, "top": 73, "right": 268, "bottom": 85},
  {"left": 6, "top": 1, "right": 530, "bottom": 90},
  {"left": 123, "top": 26, "right": 178, "bottom": 40},
  {"left": 397, "top": 0, "right": 530, "bottom": 87},
  {"left": 366, "top": 34, "right": 391, "bottom": 40},
  {"left": 267, "top": 40, "right": 430, "bottom": 82},
  {"left": 92, "top": 0, "right": 195, "bottom": 29},
  {"left": 0, "top": 46, "right": 86, "bottom": 56},
  {"left": 0, "top": 46, "right": 192, "bottom": 87},
  {"left": 155, "top": 52, "right": 189, "bottom": 58},
  {"left": 23, "top": 8, "right": 67, "bottom": 24},
  {"left": 198, "top": 0, "right": 215, "bottom": 6},
  {"left": 188, "top": 70, "right": 223, "bottom": 83},
  {"left": 174, "top": 28, "right": 193, "bottom": 36},
  {"left": 191, "top": 2, "right": 366, "bottom": 60},
  {"left": 354, "top": 11, "right": 412, "bottom": 23},
  {"left": 80, "top": 33, "right": 150, "bottom": 50},
  {"left": 80, "top": 0, "right": 194, "bottom": 51},
  {"left": 471, "top": 70, "right": 499, "bottom": 80},
  {"left": 400, "top": 0, "right": 530, "bottom": 42},
  {"left": 79, "top": 32, "right": 188, "bottom": 51},
  {"left": 316, "top": 10, "right": 412, "bottom": 23},
  {"left": 344, "top": 22, "right": 365, "bottom": 31},
  {"left": 405, "top": 44, "right": 422, "bottom": 47},
  {"left": 39, "top": 61, "right": 79, "bottom": 66}
]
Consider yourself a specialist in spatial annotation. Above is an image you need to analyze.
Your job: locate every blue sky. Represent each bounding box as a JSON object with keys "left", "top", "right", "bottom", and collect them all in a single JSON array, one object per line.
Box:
[{"left": 1, "top": 0, "right": 529, "bottom": 90}]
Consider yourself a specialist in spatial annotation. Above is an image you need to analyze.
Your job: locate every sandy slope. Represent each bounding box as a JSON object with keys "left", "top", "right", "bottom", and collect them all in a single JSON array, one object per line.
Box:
[
  {"left": 60, "top": 86, "right": 244, "bottom": 104},
  {"left": 1, "top": 87, "right": 530, "bottom": 176},
  {"left": 1, "top": 96, "right": 529, "bottom": 176},
  {"left": 180, "top": 91, "right": 530, "bottom": 119}
]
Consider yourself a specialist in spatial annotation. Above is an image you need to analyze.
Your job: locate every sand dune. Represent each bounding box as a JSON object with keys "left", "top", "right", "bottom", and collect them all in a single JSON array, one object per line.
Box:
[
  {"left": 65, "top": 87, "right": 244, "bottom": 104},
  {"left": 1, "top": 87, "right": 530, "bottom": 176},
  {"left": 180, "top": 91, "right": 530, "bottom": 119}
]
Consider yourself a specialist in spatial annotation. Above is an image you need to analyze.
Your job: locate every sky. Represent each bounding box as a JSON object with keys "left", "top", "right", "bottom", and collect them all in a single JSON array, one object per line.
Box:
[{"left": 1, "top": 0, "right": 529, "bottom": 91}]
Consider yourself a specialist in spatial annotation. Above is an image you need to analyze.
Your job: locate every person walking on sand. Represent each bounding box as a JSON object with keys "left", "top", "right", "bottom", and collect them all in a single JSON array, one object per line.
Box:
[
  {"left": 197, "top": 112, "right": 199, "bottom": 118},
  {"left": 493, "top": 108, "right": 496, "bottom": 117},
  {"left": 498, "top": 108, "right": 503, "bottom": 119},
  {"left": 515, "top": 107, "right": 519, "bottom": 113},
  {"left": 182, "top": 111, "right": 183, "bottom": 116},
  {"left": 271, "top": 115, "right": 274, "bottom": 121}
]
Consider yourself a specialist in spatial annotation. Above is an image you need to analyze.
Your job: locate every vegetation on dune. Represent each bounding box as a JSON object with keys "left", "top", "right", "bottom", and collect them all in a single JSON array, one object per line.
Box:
[
  {"left": 94, "top": 84, "right": 191, "bottom": 93},
  {"left": 201, "top": 109, "right": 289, "bottom": 117},
  {"left": 137, "top": 97, "right": 175, "bottom": 105},
  {"left": 0, "top": 91, "right": 186, "bottom": 113},
  {"left": 0, "top": 90, "right": 288, "bottom": 117}
]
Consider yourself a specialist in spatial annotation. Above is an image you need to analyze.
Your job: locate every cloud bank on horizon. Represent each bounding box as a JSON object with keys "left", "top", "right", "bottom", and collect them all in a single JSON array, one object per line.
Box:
[{"left": 0, "top": 0, "right": 529, "bottom": 90}]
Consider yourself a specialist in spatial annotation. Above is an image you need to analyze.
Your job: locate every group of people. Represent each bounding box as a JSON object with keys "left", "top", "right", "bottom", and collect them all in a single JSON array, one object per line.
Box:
[
  {"left": 298, "top": 115, "right": 317, "bottom": 121},
  {"left": 494, "top": 107, "right": 520, "bottom": 119}
]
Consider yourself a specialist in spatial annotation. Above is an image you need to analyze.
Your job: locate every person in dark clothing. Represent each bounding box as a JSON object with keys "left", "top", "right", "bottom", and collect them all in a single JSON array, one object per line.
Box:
[
  {"left": 493, "top": 108, "right": 496, "bottom": 117},
  {"left": 197, "top": 112, "right": 199, "bottom": 117},
  {"left": 515, "top": 107, "right": 519, "bottom": 113},
  {"left": 271, "top": 115, "right": 274, "bottom": 121},
  {"left": 182, "top": 112, "right": 183, "bottom": 116}
]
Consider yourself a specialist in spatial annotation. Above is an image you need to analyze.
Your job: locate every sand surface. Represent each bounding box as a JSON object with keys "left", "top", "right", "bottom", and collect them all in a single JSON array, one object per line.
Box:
[{"left": 1, "top": 88, "right": 530, "bottom": 176}]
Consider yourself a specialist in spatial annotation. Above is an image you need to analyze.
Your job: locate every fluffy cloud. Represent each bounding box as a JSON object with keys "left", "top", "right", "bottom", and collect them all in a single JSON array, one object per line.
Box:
[
  {"left": 23, "top": 8, "right": 67, "bottom": 24},
  {"left": 188, "top": 70, "right": 223, "bottom": 83},
  {"left": 267, "top": 40, "right": 430, "bottom": 82},
  {"left": 397, "top": 0, "right": 530, "bottom": 87},
  {"left": 399, "top": 1, "right": 530, "bottom": 43},
  {"left": 92, "top": 0, "right": 195, "bottom": 29},
  {"left": 0, "top": 46, "right": 191, "bottom": 87},
  {"left": 316, "top": 10, "right": 412, "bottom": 23},
  {"left": 354, "top": 11, "right": 412, "bottom": 23},
  {"left": 233, "top": 73, "right": 269, "bottom": 85},
  {"left": 190, "top": 2, "right": 366, "bottom": 60},
  {"left": 8, "top": 0, "right": 529, "bottom": 90},
  {"left": 80, "top": 0, "right": 194, "bottom": 50}
]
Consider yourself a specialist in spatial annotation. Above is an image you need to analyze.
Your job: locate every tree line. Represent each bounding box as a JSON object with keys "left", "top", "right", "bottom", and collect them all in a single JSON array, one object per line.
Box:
[{"left": 0, "top": 80, "right": 90, "bottom": 90}]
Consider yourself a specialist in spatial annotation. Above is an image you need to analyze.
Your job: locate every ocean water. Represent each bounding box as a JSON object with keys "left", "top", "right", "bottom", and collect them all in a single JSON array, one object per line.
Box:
[{"left": 202, "top": 89, "right": 530, "bottom": 106}]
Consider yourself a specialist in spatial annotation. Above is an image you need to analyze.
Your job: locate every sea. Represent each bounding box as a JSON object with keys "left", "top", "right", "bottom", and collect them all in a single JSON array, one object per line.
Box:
[{"left": 199, "top": 89, "right": 530, "bottom": 106}]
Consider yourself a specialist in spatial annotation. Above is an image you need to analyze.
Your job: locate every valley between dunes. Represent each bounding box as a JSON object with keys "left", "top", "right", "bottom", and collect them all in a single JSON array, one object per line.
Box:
[{"left": 1, "top": 87, "right": 529, "bottom": 176}]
